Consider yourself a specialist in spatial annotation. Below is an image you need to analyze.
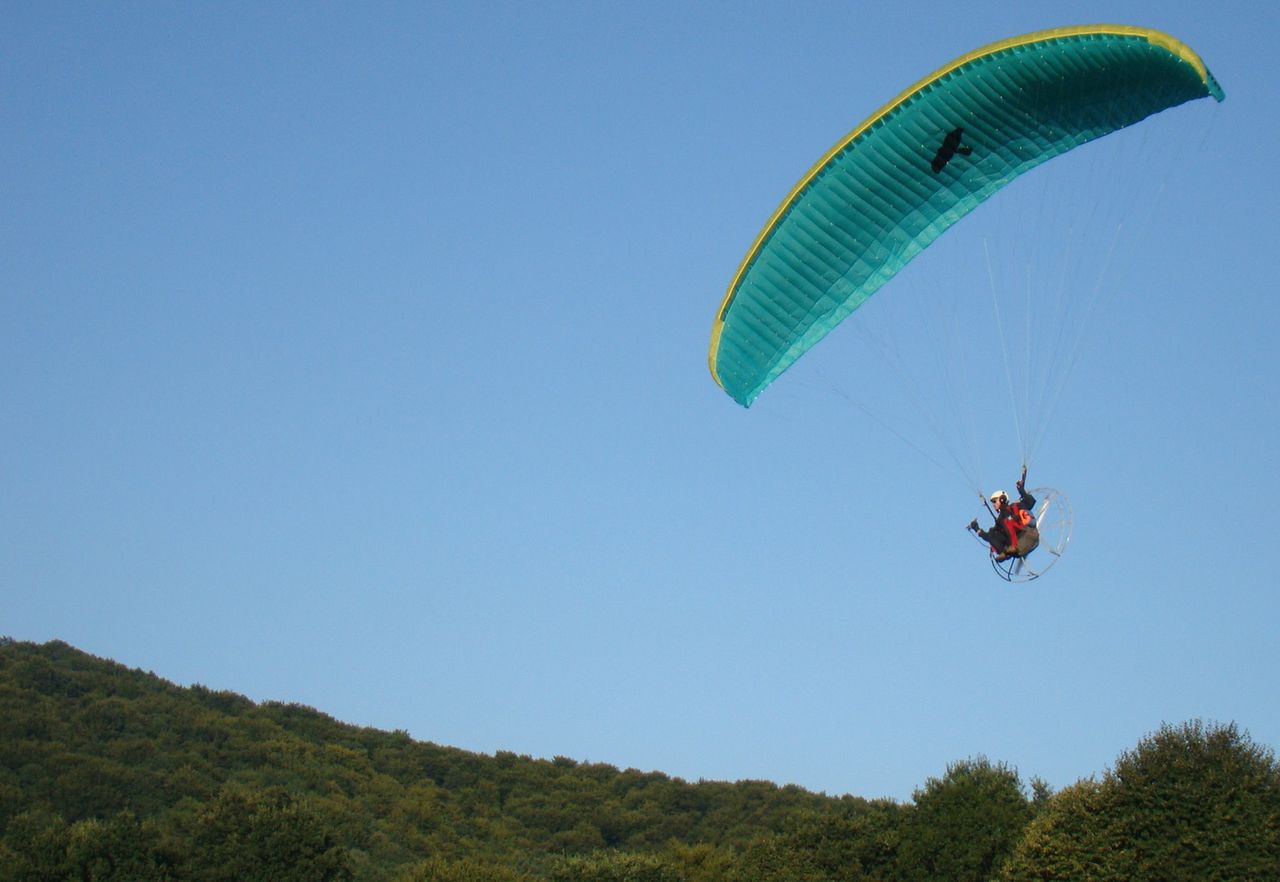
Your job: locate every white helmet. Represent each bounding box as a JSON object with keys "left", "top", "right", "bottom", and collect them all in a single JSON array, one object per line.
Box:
[{"left": 990, "top": 490, "right": 1008, "bottom": 505}]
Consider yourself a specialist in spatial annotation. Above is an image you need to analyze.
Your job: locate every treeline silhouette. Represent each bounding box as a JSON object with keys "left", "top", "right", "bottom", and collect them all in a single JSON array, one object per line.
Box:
[{"left": 2, "top": 638, "right": 1276, "bottom": 881}]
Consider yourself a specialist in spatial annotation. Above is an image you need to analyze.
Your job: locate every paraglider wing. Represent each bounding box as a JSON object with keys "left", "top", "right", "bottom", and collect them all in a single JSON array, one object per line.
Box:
[{"left": 709, "top": 25, "right": 1224, "bottom": 407}]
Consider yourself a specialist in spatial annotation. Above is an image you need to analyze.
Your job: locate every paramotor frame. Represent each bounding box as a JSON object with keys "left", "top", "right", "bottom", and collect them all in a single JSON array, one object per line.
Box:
[{"left": 973, "top": 487, "right": 1072, "bottom": 583}]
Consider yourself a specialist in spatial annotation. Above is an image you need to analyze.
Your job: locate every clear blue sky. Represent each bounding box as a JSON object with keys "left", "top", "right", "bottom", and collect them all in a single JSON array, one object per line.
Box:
[{"left": 4, "top": 1, "right": 1277, "bottom": 802}]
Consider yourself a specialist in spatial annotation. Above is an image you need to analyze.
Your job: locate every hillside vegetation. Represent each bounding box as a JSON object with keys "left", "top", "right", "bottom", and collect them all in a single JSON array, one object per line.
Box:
[{"left": 2, "top": 638, "right": 1277, "bottom": 881}]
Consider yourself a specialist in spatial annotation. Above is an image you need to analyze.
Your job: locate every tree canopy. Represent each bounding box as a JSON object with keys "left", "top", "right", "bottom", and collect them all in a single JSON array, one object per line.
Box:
[
  {"left": 3, "top": 638, "right": 1276, "bottom": 881},
  {"left": 1001, "top": 720, "right": 1280, "bottom": 881}
]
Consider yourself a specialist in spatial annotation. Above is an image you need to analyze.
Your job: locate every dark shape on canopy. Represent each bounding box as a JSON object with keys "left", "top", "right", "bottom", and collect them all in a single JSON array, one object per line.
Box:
[
  {"left": 931, "top": 127, "right": 973, "bottom": 174},
  {"left": 709, "top": 24, "right": 1225, "bottom": 407}
]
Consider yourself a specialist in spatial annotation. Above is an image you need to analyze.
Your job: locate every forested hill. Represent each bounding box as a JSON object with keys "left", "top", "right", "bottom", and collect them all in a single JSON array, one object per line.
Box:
[
  {"left": 0, "top": 638, "right": 856, "bottom": 879},
  {"left": 3, "top": 637, "right": 1278, "bottom": 882}
]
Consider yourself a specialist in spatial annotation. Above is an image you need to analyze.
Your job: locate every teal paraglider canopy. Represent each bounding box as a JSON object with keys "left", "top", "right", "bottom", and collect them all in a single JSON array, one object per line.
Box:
[{"left": 709, "top": 25, "right": 1224, "bottom": 408}]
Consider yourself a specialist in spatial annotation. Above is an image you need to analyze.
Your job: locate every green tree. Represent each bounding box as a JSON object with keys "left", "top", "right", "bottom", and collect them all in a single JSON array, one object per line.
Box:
[
  {"left": 549, "top": 850, "right": 686, "bottom": 882},
  {"left": 0, "top": 810, "right": 168, "bottom": 882},
  {"left": 0, "top": 810, "right": 73, "bottom": 882},
  {"left": 392, "top": 856, "right": 534, "bottom": 882},
  {"left": 732, "top": 801, "right": 907, "bottom": 882},
  {"left": 894, "top": 757, "right": 1031, "bottom": 882},
  {"left": 997, "top": 779, "right": 1111, "bottom": 881},
  {"left": 734, "top": 835, "right": 828, "bottom": 882},
  {"left": 182, "top": 787, "right": 353, "bottom": 882},
  {"left": 1001, "top": 720, "right": 1280, "bottom": 881},
  {"left": 665, "top": 842, "right": 738, "bottom": 882},
  {"left": 61, "top": 813, "right": 170, "bottom": 882}
]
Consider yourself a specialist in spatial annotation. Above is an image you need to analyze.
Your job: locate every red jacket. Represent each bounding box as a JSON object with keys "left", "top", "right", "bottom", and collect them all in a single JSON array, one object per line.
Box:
[
  {"left": 998, "top": 503, "right": 1033, "bottom": 549},
  {"left": 985, "top": 487, "right": 1036, "bottom": 552}
]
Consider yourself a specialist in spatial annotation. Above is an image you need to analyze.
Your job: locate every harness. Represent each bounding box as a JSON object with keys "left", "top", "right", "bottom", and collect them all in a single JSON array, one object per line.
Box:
[{"left": 995, "top": 503, "right": 1033, "bottom": 549}]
